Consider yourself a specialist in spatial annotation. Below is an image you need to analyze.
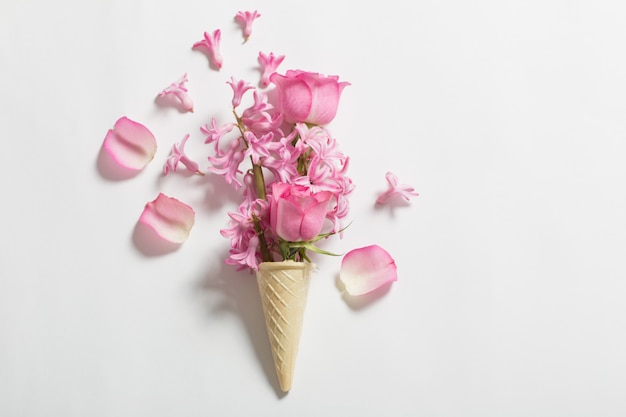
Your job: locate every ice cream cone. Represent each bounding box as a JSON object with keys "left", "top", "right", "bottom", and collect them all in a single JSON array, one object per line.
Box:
[{"left": 256, "top": 261, "right": 314, "bottom": 392}]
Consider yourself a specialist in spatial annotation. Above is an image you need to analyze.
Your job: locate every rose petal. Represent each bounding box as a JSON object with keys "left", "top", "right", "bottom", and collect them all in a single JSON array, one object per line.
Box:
[
  {"left": 139, "top": 193, "right": 195, "bottom": 243},
  {"left": 339, "top": 245, "right": 397, "bottom": 295},
  {"left": 103, "top": 117, "right": 157, "bottom": 170},
  {"left": 270, "top": 73, "right": 313, "bottom": 123}
]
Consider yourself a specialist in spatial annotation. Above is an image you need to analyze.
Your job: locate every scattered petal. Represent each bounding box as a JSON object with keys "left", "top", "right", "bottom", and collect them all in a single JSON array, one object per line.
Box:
[
  {"left": 102, "top": 116, "right": 157, "bottom": 171},
  {"left": 235, "top": 10, "right": 261, "bottom": 42},
  {"left": 139, "top": 193, "right": 195, "bottom": 243},
  {"left": 192, "top": 29, "right": 223, "bottom": 70},
  {"left": 163, "top": 134, "right": 203, "bottom": 176},
  {"left": 376, "top": 171, "right": 419, "bottom": 205},
  {"left": 258, "top": 51, "right": 285, "bottom": 88},
  {"left": 339, "top": 245, "right": 397, "bottom": 296},
  {"left": 157, "top": 73, "right": 194, "bottom": 112}
]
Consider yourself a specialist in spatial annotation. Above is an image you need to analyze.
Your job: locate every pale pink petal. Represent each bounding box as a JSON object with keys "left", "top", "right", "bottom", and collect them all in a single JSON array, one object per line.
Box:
[
  {"left": 139, "top": 193, "right": 195, "bottom": 243},
  {"left": 103, "top": 117, "right": 157, "bottom": 170},
  {"left": 339, "top": 245, "right": 397, "bottom": 296}
]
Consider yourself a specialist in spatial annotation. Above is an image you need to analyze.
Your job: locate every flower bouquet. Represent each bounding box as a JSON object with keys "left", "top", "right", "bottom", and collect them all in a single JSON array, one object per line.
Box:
[
  {"left": 102, "top": 10, "right": 416, "bottom": 392},
  {"left": 205, "top": 69, "right": 354, "bottom": 391}
]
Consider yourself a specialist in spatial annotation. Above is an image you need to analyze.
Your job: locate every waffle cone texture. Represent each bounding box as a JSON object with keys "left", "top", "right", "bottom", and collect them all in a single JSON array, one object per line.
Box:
[{"left": 256, "top": 261, "right": 314, "bottom": 392}]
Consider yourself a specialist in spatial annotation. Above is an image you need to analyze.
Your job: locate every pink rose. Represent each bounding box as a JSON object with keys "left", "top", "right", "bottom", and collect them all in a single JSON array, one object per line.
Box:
[
  {"left": 270, "top": 183, "right": 333, "bottom": 242},
  {"left": 270, "top": 70, "right": 350, "bottom": 125}
]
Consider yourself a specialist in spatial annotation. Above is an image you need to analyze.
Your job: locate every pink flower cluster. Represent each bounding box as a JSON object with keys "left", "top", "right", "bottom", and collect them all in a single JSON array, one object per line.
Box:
[
  {"left": 203, "top": 71, "right": 353, "bottom": 270},
  {"left": 101, "top": 9, "right": 412, "bottom": 295}
]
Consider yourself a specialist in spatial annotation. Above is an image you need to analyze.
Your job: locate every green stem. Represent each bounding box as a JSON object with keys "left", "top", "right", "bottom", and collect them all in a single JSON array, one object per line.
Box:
[
  {"left": 251, "top": 162, "right": 271, "bottom": 262},
  {"left": 252, "top": 214, "right": 272, "bottom": 262},
  {"left": 252, "top": 163, "right": 267, "bottom": 200},
  {"left": 232, "top": 109, "right": 272, "bottom": 262}
]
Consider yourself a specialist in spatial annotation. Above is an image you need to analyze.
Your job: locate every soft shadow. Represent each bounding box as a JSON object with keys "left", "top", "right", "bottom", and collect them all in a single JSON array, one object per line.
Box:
[
  {"left": 192, "top": 46, "right": 221, "bottom": 71},
  {"left": 195, "top": 260, "right": 287, "bottom": 398},
  {"left": 232, "top": 17, "right": 247, "bottom": 45},
  {"left": 265, "top": 87, "right": 279, "bottom": 107},
  {"left": 255, "top": 65, "right": 265, "bottom": 89},
  {"left": 335, "top": 274, "right": 393, "bottom": 310},
  {"left": 132, "top": 221, "right": 181, "bottom": 256},
  {"left": 153, "top": 94, "right": 190, "bottom": 114},
  {"left": 197, "top": 173, "right": 244, "bottom": 212},
  {"left": 154, "top": 169, "right": 203, "bottom": 190},
  {"left": 96, "top": 144, "right": 141, "bottom": 181},
  {"left": 373, "top": 196, "right": 413, "bottom": 218}
]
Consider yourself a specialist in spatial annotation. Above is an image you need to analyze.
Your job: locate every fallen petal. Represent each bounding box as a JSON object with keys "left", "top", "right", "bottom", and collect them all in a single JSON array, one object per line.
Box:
[
  {"left": 339, "top": 245, "right": 397, "bottom": 296},
  {"left": 103, "top": 117, "right": 157, "bottom": 170},
  {"left": 139, "top": 193, "right": 195, "bottom": 243}
]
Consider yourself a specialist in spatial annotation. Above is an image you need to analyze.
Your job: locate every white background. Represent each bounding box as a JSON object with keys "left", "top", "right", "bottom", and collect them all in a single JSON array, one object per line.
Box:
[{"left": 1, "top": 0, "right": 626, "bottom": 415}]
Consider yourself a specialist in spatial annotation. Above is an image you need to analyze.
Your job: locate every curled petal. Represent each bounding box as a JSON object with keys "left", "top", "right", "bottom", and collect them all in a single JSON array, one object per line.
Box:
[
  {"left": 139, "top": 193, "right": 195, "bottom": 243},
  {"left": 339, "top": 245, "right": 397, "bottom": 296},
  {"left": 103, "top": 117, "right": 157, "bottom": 170}
]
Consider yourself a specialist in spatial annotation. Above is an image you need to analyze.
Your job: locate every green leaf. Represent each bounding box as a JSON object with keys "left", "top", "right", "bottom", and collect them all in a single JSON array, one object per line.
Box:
[{"left": 289, "top": 241, "right": 342, "bottom": 257}]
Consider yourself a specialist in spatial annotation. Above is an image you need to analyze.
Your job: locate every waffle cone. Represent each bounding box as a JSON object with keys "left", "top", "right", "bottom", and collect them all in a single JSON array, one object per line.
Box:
[{"left": 256, "top": 261, "right": 314, "bottom": 392}]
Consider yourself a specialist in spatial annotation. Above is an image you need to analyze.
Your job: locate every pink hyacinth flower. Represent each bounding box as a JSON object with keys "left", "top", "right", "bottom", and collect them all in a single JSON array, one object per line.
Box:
[
  {"left": 157, "top": 73, "right": 194, "bottom": 112},
  {"left": 192, "top": 29, "right": 223, "bottom": 70},
  {"left": 163, "top": 134, "right": 202, "bottom": 176},
  {"left": 208, "top": 139, "right": 245, "bottom": 188},
  {"left": 258, "top": 51, "right": 285, "bottom": 88},
  {"left": 139, "top": 193, "right": 195, "bottom": 243},
  {"left": 376, "top": 171, "right": 419, "bottom": 205},
  {"left": 235, "top": 10, "right": 261, "bottom": 42},
  {"left": 243, "top": 131, "right": 273, "bottom": 164},
  {"left": 226, "top": 77, "right": 254, "bottom": 108},
  {"left": 200, "top": 118, "right": 235, "bottom": 147},
  {"left": 102, "top": 116, "right": 157, "bottom": 171},
  {"left": 339, "top": 245, "right": 397, "bottom": 296}
]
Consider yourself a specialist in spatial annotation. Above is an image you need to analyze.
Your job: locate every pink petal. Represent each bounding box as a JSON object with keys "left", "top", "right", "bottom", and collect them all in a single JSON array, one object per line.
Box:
[
  {"left": 103, "top": 117, "right": 157, "bottom": 170},
  {"left": 304, "top": 75, "right": 349, "bottom": 126},
  {"left": 275, "top": 199, "right": 306, "bottom": 242},
  {"left": 339, "top": 245, "right": 397, "bottom": 296},
  {"left": 270, "top": 73, "right": 313, "bottom": 123},
  {"left": 139, "top": 193, "right": 195, "bottom": 243},
  {"left": 298, "top": 194, "right": 332, "bottom": 241}
]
